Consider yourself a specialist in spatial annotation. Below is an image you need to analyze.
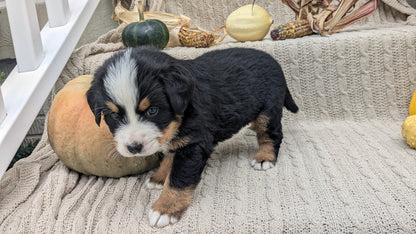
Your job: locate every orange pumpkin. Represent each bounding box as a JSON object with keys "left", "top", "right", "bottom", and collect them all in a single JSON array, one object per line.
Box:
[{"left": 47, "top": 75, "right": 159, "bottom": 177}]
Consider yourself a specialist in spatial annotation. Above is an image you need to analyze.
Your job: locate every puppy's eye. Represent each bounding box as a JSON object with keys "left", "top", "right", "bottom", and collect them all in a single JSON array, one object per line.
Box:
[
  {"left": 110, "top": 112, "right": 119, "bottom": 119},
  {"left": 146, "top": 106, "right": 159, "bottom": 117}
]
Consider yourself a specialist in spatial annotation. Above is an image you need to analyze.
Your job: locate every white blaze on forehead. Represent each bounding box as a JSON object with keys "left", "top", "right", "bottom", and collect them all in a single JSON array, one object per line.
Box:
[
  {"left": 103, "top": 49, "right": 163, "bottom": 157},
  {"left": 104, "top": 48, "right": 138, "bottom": 118}
]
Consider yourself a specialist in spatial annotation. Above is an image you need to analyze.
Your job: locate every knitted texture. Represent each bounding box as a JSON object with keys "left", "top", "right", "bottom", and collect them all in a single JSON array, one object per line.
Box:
[
  {"left": 146, "top": 0, "right": 416, "bottom": 30},
  {"left": 1, "top": 0, "right": 416, "bottom": 232}
]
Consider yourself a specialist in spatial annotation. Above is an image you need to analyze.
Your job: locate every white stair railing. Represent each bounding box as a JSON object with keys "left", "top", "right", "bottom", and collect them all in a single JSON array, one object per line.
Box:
[
  {"left": 7, "top": 0, "right": 44, "bottom": 72},
  {"left": 0, "top": 0, "right": 100, "bottom": 179}
]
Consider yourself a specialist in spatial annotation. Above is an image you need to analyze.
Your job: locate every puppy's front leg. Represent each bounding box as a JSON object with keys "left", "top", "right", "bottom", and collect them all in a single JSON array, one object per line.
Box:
[
  {"left": 146, "top": 153, "right": 173, "bottom": 189},
  {"left": 148, "top": 144, "right": 209, "bottom": 228}
]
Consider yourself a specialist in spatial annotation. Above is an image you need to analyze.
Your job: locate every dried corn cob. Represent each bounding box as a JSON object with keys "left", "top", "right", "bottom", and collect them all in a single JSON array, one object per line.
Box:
[
  {"left": 179, "top": 26, "right": 215, "bottom": 48},
  {"left": 270, "top": 19, "right": 314, "bottom": 40}
]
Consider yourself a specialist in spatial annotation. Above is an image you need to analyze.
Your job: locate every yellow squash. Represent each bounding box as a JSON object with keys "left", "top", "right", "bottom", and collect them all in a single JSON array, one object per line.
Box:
[
  {"left": 402, "top": 115, "right": 416, "bottom": 149},
  {"left": 409, "top": 89, "right": 416, "bottom": 115},
  {"left": 225, "top": 4, "right": 273, "bottom": 42}
]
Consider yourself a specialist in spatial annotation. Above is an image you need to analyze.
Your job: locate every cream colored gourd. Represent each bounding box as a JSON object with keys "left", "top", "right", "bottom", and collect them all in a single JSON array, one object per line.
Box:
[
  {"left": 47, "top": 75, "right": 159, "bottom": 177},
  {"left": 402, "top": 115, "right": 416, "bottom": 149},
  {"left": 225, "top": 4, "right": 273, "bottom": 42}
]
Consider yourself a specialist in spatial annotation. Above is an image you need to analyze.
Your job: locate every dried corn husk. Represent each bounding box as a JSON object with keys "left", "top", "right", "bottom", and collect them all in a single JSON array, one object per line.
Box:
[
  {"left": 112, "top": 1, "right": 225, "bottom": 48},
  {"left": 282, "top": 0, "right": 380, "bottom": 35},
  {"left": 113, "top": 2, "right": 191, "bottom": 29}
]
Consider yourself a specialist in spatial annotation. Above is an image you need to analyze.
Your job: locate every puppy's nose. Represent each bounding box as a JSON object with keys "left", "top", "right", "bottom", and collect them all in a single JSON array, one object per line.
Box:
[{"left": 127, "top": 142, "right": 143, "bottom": 154}]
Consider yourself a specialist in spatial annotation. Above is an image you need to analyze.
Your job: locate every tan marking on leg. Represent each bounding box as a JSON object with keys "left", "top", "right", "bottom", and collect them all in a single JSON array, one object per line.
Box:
[
  {"left": 251, "top": 114, "right": 276, "bottom": 163},
  {"left": 255, "top": 142, "right": 275, "bottom": 162},
  {"left": 106, "top": 102, "right": 119, "bottom": 113},
  {"left": 151, "top": 175, "right": 194, "bottom": 219},
  {"left": 157, "top": 120, "right": 181, "bottom": 145},
  {"left": 138, "top": 97, "right": 150, "bottom": 111},
  {"left": 150, "top": 153, "right": 173, "bottom": 185}
]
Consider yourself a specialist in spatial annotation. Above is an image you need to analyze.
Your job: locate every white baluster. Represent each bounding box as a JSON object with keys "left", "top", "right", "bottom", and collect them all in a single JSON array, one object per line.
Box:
[
  {"left": 45, "top": 0, "right": 71, "bottom": 27},
  {"left": 0, "top": 0, "right": 100, "bottom": 179},
  {"left": 0, "top": 88, "right": 6, "bottom": 124},
  {"left": 5, "top": 0, "right": 45, "bottom": 72}
]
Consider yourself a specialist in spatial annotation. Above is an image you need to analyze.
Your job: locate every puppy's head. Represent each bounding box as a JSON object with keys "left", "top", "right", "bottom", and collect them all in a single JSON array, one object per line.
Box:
[{"left": 86, "top": 47, "right": 194, "bottom": 157}]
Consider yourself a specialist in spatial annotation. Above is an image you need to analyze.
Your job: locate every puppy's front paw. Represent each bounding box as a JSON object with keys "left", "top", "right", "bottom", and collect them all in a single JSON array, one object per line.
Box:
[
  {"left": 251, "top": 159, "right": 274, "bottom": 171},
  {"left": 148, "top": 186, "right": 194, "bottom": 227},
  {"left": 146, "top": 177, "right": 163, "bottom": 190},
  {"left": 148, "top": 209, "right": 179, "bottom": 227},
  {"left": 148, "top": 199, "right": 187, "bottom": 228}
]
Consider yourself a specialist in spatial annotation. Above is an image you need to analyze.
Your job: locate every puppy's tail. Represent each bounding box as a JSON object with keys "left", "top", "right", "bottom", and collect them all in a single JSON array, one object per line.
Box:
[{"left": 284, "top": 88, "right": 299, "bottom": 113}]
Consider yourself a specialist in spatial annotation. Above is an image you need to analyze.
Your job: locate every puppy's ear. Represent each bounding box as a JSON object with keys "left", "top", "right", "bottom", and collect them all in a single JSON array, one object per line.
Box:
[
  {"left": 86, "top": 81, "right": 103, "bottom": 126},
  {"left": 160, "top": 63, "right": 195, "bottom": 116}
]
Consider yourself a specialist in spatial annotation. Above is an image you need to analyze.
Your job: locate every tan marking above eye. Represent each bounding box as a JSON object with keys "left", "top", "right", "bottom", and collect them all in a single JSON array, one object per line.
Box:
[
  {"left": 106, "top": 102, "right": 119, "bottom": 113},
  {"left": 139, "top": 97, "right": 151, "bottom": 111}
]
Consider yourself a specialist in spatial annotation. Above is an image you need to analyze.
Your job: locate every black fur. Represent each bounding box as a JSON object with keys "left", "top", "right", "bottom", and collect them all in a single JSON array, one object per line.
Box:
[{"left": 87, "top": 47, "right": 298, "bottom": 189}]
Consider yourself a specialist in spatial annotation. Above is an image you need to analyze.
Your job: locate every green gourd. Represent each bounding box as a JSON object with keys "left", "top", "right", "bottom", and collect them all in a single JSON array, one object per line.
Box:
[{"left": 121, "top": 1, "right": 169, "bottom": 49}]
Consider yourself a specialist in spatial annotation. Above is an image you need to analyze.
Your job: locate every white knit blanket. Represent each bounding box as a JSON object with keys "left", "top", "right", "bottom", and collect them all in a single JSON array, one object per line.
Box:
[{"left": 1, "top": 0, "right": 416, "bottom": 232}]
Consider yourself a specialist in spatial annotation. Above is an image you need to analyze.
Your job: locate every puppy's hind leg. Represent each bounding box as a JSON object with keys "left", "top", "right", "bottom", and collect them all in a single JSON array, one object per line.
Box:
[{"left": 250, "top": 111, "right": 283, "bottom": 171}]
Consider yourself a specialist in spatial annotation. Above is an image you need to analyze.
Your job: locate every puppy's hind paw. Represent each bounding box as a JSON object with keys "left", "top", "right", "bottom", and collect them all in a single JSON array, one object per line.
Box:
[
  {"left": 145, "top": 178, "right": 163, "bottom": 190},
  {"left": 251, "top": 160, "right": 274, "bottom": 171}
]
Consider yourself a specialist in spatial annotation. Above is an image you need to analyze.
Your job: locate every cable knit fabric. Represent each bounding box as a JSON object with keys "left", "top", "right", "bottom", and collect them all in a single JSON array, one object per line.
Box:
[
  {"left": 145, "top": 0, "right": 416, "bottom": 30},
  {"left": 1, "top": 0, "right": 416, "bottom": 232}
]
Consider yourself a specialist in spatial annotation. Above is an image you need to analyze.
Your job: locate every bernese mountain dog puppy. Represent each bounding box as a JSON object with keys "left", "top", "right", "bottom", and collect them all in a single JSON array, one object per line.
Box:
[{"left": 86, "top": 47, "right": 298, "bottom": 227}]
